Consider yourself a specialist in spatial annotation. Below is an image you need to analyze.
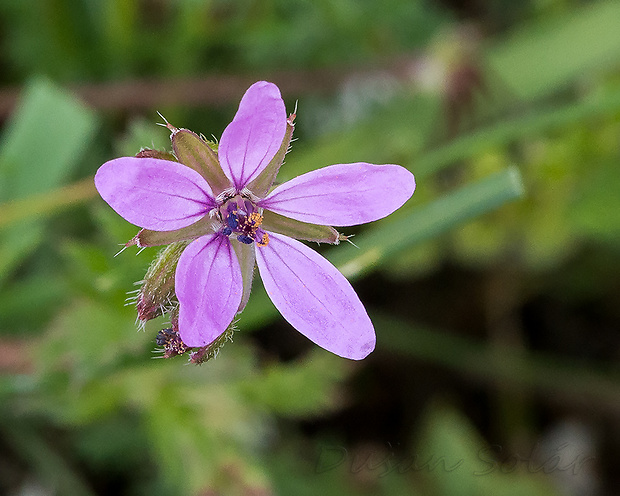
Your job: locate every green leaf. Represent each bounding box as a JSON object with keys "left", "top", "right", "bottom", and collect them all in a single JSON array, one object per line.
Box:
[
  {"left": 0, "top": 78, "right": 98, "bottom": 284},
  {"left": 416, "top": 404, "right": 560, "bottom": 496},
  {"left": 0, "top": 177, "right": 96, "bottom": 229},
  {"left": 415, "top": 88, "right": 620, "bottom": 178},
  {"left": 487, "top": 0, "right": 620, "bottom": 100},
  {"left": 0, "top": 78, "right": 97, "bottom": 201},
  {"left": 570, "top": 157, "right": 620, "bottom": 243},
  {"left": 0, "top": 416, "right": 97, "bottom": 496},
  {"left": 0, "top": 223, "right": 44, "bottom": 284},
  {"left": 239, "top": 350, "right": 353, "bottom": 416},
  {"left": 0, "top": 272, "right": 68, "bottom": 335}
]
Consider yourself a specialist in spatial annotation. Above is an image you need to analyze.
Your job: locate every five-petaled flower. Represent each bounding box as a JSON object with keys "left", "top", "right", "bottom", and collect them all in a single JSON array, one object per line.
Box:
[{"left": 95, "top": 81, "right": 415, "bottom": 360}]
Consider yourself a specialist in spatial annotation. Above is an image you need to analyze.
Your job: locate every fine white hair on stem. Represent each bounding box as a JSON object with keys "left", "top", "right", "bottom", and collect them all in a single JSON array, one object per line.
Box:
[
  {"left": 135, "top": 316, "right": 146, "bottom": 332},
  {"left": 156, "top": 111, "right": 170, "bottom": 126},
  {"left": 339, "top": 233, "right": 359, "bottom": 249},
  {"left": 114, "top": 245, "right": 129, "bottom": 257}
]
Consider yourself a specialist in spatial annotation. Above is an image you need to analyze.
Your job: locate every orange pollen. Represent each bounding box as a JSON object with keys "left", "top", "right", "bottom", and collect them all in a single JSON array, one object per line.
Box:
[
  {"left": 248, "top": 212, "right": 263, "bottom": 227},
  {"left": 257, "top": 232, "right": 269, "bottom": 247}
]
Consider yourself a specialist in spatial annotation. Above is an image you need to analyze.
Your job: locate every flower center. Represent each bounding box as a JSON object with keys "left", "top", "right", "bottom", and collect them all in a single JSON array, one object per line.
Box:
[{"left": 216, "top": 193, "right": 269, "bottom": 247}]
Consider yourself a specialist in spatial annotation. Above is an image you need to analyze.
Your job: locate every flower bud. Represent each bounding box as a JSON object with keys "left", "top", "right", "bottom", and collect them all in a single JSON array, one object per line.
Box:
[{"left": 136, "top": 241, "right": 188, "bottom": 322}]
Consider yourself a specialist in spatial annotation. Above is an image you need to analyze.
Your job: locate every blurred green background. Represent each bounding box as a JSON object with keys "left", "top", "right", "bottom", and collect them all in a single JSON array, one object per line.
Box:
[{"left": 1, "top": 0, "right": 619, "bottom": 494}]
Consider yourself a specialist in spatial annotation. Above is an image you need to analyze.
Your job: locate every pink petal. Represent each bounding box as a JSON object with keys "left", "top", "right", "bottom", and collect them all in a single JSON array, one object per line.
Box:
[
  {"left": 219, "top": 81, "right": 287, "bottom": 190},
  {"left": 176, "top": 234, "right": 242, "bottom": 347},
  {"left": 260, "top": 163, "right": 415, "bottom": 226},
  {"left": 95, "top": 157, "right": 216, "bottom": 231},
  {"left": 256, "top": 232, "right": 375, "bottom": 360}
]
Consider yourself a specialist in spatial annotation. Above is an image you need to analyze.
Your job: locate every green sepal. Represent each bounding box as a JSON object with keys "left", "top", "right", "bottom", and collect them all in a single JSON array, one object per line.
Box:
[
  {"left": 135, "top": 148, "right": 178, "bottom": 162},
  {"left": 232, "top": 240, "right": 256, "bottom": 313},
  {"left": 247, "top": 115, "right": 295, "bottom": 197},
  {"left": 127, "top": 216, "right": 214, "bottom": 247},
  {"left": 188, "top": 323, "right": 236, "bottom": 364},
  {"left": 171, "top": 128, "right": 231, "bottom": 195},
  {"left": 137, "top": 241, "right": 188, "bottom": 321},
  {"left": 262, "top": 210, "right": 339, "bottom": 244}
]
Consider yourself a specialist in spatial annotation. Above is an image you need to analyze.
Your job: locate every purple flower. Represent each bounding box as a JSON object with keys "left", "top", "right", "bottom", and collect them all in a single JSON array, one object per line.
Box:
[{"left": 95, "top": 81, "right": 415, "bottom": 360}]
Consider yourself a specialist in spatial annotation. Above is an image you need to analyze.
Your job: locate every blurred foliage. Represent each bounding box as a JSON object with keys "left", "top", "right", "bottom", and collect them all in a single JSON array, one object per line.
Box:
[
  {"left": 0, "top": 0, "right": 619, "bottom": 495},
  {"left": 0, "top": 0, "right": 446, "bottom": 81}
]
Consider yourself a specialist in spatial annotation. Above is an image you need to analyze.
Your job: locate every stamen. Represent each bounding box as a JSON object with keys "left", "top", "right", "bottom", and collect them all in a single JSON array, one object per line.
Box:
[
  {"left": 237, "top": 235, "right": 254, "bottom": 244},
  {"left": 218, "top": 194, "right": 265, "bottom": 244},
  {"left": 227, "top": 212, "right": 239, "bottom": 229},
  {"left": 257, "top": 232, "right": 269, "bottom": 247},
  {"left": 247, "top": 212, "right": 263, "bottom": 227}
]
